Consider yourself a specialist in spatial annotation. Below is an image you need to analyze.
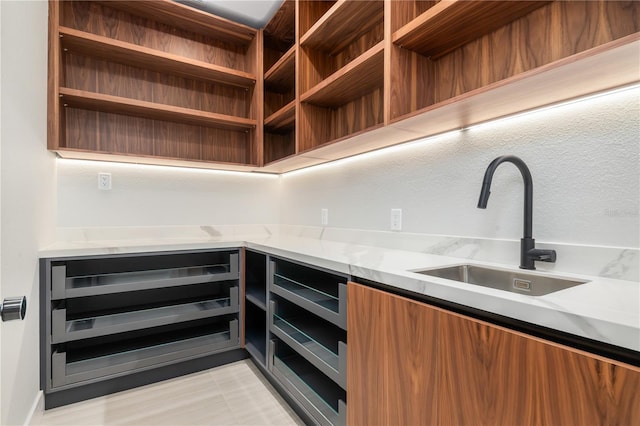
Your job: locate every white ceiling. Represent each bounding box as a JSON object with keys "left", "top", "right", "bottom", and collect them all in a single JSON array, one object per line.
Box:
[{"left": 179, "top": 0, "right": 285, "bottom": 28}]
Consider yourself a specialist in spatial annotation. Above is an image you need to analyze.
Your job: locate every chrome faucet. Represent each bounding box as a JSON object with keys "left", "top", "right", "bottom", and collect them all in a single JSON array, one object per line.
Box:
[{"left": 477, "top": 155, "right": 556, "bottom": 270}]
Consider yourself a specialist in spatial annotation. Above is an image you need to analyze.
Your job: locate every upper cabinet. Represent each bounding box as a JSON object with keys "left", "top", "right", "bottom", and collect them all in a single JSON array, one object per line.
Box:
[
  {"left": 48, "top": 1, "right": 640, "bottom": 173},
  {"left": 298, "top": 0, "right": 385, "bottom": 153},
  {"left": 48, "top": 0, "right": 262, "bottom": 170},
  {"left": 387, "top": 0, "right": 640, "bottom": 126},
  {"left": 262, "top": 0, "right": 296, "bottom": 165}
]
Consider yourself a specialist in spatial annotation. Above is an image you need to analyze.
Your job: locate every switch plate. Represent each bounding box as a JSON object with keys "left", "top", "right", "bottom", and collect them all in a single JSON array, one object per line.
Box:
[
  {"left": 391, "top": 208, "right": 402, "bottom": 231},
  {"left": 321, "top": 208, "right": 329, "bottom": 226},
  {"left": 98, "top": 173, "right": 112, "bottom": 190}
]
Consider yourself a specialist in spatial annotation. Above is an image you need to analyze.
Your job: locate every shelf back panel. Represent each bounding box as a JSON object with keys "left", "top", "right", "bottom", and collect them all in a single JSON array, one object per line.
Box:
[
  {"left": 63, "top": 108, "right": 252, "bottom": 165},
  {"left": 60, "top": 1, "right": 251, "bottom": 72}
]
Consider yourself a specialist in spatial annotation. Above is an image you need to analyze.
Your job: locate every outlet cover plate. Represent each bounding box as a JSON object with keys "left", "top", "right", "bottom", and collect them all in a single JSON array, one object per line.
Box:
[
  {"left": 98, "top": 173, "right": 112, "bottom": 190},
  {"left": 391, "top": 208, "right": 402, "bottom": 231}
]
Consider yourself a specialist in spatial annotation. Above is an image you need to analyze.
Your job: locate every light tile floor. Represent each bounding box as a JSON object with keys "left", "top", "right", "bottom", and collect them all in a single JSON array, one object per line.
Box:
[{"left": 30, "top": 360, "right": 304, "bottom": 426}]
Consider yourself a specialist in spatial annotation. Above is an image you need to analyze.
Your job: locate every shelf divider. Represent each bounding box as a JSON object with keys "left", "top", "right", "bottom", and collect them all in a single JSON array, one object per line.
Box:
[
  {"left": 59, "top": 26, "right": 256, "bottom": 88},
  {"left": 300, "top": 42, "right": 384, "bottom": 108},
  {"left": 59, "top": 87, "right": 257, "bottom": 131},
  {"left": 392, "top": 0, "right": 550, "bottom": 59}
]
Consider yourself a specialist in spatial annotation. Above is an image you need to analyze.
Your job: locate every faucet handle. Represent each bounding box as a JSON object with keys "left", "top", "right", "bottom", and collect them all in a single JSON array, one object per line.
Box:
[{"left": 528, "top": 248, "right": 557, "bottom": 263}]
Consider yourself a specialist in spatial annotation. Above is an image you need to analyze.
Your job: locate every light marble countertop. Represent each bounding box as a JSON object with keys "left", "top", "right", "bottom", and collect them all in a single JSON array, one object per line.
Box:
[{"left": 40, "top": 233, "right": 640, "bottom": 353}]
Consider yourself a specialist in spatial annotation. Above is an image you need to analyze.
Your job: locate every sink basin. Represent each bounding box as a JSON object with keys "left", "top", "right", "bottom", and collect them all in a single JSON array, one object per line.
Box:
[{"left": 413, "top": 264, "right": 588, "bottom": 296}]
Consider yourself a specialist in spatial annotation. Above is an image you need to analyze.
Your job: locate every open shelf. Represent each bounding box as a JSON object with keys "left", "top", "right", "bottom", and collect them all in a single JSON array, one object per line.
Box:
[
  {"left": 300, "top": 42, "right": 384, "bottom": 108},
  {"left": 52, "top": 319, "right": 239, "bottom": 388},
  {"left": 270, "top": 300, "right": 346, "bottom": 389},
  {"left": 59, "top": 88, "right": 256, "bottom": 131},
  {"left": 271, "top": 341, "right": 346, "bottom": 426},
  {"left": 52, "top": 288, "right": 239, "bottom": 343},
  {"left": 263, "top": 0, "right": 296, "bottom": 167},
  {"left": 270, "top": 259, "right": 348, "bottom": 330},
  {"left": 245, "top": 250, "right": 267, "bottom": 309},
  {"left": 265, "top": 101, "right": 296, "bottom": 131},
  {"left": 245, "top": 302, "right": 267, "bottom": 365},
  {"left": 52, "top": 256, "right": 238, "bottom": 299},
  {"left": 300, "top": 0, "right": 384, "bottom": 55},
  {"left": 98, "top": 0, "right": 257, "bottom": 45},
  {"left": 264, "top": 46, "right": 295, "bottom": 92},
  {"left": 246, "top": 290, "right": 267, "bottom": 311},
  {"left": 392, "top": 0, "right": 550, "bottom": 59},
  {"left": 59, "top": 27, "right": 256, "bottom": 88}
]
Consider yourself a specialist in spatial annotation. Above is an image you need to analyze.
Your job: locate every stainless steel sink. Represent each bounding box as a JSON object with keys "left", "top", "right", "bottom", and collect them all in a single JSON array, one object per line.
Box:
[{"left": 414, "top": 264, "right": 588, "bottom": 296}]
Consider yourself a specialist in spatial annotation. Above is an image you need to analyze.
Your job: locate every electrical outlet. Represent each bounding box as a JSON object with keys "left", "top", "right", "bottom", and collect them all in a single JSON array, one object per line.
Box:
[
  {"left": 98, "top": 173, "right": 112, "bottom": 190},
  {"left": 391, "top": 208, "right": 402, "bottom": 231},
  {"left": 321, "top": 208, "right": 329, "bottom": 226}
]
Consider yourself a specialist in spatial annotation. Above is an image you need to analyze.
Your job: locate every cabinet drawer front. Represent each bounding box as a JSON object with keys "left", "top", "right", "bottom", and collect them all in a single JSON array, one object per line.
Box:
[
  {"left": 270, "top": 258, "right": 348, "bottom": 329},
  {"left": 270, "top": 339, "right": 346, "bottom": 426},
  {"left": 52, "top": 286, "right": 239, "bottom": 344},
  {"left": 52, "top": 252, "right": 239, "bottom": 299},
  {"left": 270, "top": 298, "right": 347, "bottom": 389},
  {"left": 51, "top": 318, "right": 239, "bottom": 389}
]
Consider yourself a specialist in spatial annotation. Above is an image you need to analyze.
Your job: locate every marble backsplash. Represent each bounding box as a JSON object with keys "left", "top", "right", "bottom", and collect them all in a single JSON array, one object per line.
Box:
[{"left": 54, "top": 224, "right": 639, "bottom": 282}]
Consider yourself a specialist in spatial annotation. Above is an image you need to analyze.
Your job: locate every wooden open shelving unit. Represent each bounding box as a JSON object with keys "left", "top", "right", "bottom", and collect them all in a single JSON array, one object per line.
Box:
[
  {"left": 48, "top": 0, "right": 639, "bottom": 172},
  {"left": 297, "top": 0, "right": 385, "bottom": 153},
  {"left": 263, "top": 0, "right": 296, "bottom": 165},
  {"left": 48, "top": 0, "right": 262, "bottom": 169}
]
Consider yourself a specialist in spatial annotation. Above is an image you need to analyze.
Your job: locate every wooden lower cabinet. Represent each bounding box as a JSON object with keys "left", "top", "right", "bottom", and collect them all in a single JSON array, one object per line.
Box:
[{"left": 347, "top": 282, "right": 640, "bottom": 426}]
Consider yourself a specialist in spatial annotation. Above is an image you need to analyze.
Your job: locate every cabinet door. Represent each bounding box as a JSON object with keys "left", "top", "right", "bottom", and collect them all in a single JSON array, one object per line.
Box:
[
  {"left": 347, "top": 282, "right": 438, "bottom": 426},
  {"left": 438, "top": 309, "right": 640, "bottom": 426},
  {"left": 348, "top": 282, "right": 640, "bottom": 426},
  {"left": 347, "top": 282, "right": 388, "bottom": 426}
]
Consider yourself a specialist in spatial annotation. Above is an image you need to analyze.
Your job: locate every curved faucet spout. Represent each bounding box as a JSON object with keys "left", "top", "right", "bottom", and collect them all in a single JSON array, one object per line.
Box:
[
  {"left": 477, "top": 155, "right": 555, "bottom": 270},
  {"left": 477, "top": 155, "right": 533, "bottom": 239}
]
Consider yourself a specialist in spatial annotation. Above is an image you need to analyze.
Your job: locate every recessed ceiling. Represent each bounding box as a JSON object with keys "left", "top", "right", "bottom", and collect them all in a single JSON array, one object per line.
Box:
[{"left": 178, "top": 0, "right": 284, "bottom": 28}]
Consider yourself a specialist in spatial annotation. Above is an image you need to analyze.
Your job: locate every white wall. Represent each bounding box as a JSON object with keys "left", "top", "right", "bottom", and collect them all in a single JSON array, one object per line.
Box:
[
  {"left": 280, "top": 87, "right": 640, "bottom": 249},
  {"left": 57, "top": 161, "right": 280, "bottom": 227},
  {"left": 0, "top": 1, "right": 56, "bottom": 424}
]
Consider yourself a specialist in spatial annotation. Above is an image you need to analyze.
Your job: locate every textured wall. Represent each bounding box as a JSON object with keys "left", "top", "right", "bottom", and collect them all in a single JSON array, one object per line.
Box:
[
  {"left": 57, "top": 161, "right": 280, "bottom": 227},
  {"left": 279, "top": 87, "right": 640, "bottom": 248},
  {"left": 56, "top": 86, "right": 640, "bottom": 250},
  {"left": 1, "top": 1, "right": 56, "bottom": 424}
]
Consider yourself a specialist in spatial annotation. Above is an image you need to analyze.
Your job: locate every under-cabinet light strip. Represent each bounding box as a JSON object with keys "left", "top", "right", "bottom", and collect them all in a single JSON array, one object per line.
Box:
[
  {"left": 463, "top": 83, "right": 640, "bottom": 132},
  {"left": 56, "top": 158, "right": 280, "bottom": 179},
  {"left": 282, "top": 83, "right": 640, "bottom": 177}
]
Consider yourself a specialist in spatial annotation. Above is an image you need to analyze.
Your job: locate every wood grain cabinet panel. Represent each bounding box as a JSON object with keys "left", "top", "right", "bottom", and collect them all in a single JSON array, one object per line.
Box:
[
  {"left": 347, "top": 283, "right": 438, "bottom": 426},
  {"left": 347, "top": 283, "right": 388, "bottom": 426},
  {"left": 347, "top": 282, "right": 640, "bottom": 426},
  {"left": 385, "top": 288, "right": 438, "bottom": 426}
]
